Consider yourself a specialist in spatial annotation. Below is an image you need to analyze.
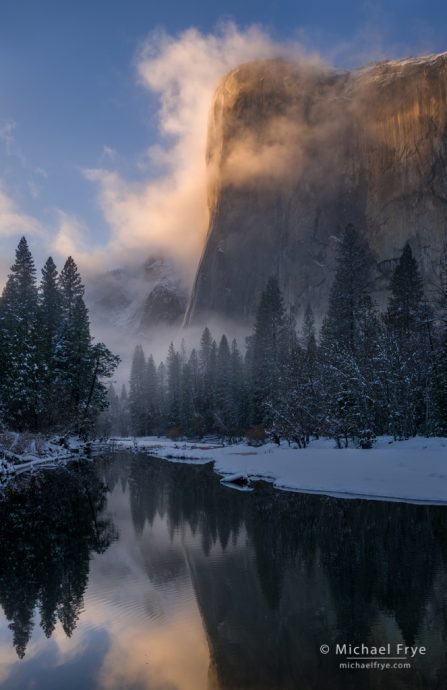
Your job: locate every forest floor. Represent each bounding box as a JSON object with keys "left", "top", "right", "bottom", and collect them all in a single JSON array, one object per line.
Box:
[{"left": 110, "top": 435, "right": 447, "bottom": 505}]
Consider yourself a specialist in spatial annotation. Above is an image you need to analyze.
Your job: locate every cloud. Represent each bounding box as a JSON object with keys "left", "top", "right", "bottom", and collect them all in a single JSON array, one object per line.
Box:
[
  {"left": 0, "top": 182, "right": 45, "bottom": 284},
  {"left": 0, "top": 120, "right": 48, "bottom": 204},
  {"left": 2, "top": 22, "right": 423, "bottom": 282},
  {"left": 51, "top": 209, "right": 107, "bottom": 272},
  {"left": 84, "top": 23, "right": 308, "bottom": 278},
  {"left": 0, "top": 184, "right": 41, "bottom": 238},
  {"left": 0, "top": 120, "right": 17, "bottom": 152},
  {"left": 52, "top": 210, "right": 91, "bottom": 257}
]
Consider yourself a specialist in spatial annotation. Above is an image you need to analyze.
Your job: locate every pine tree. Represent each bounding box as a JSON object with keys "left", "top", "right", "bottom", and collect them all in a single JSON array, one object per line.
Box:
[
  {"left": 0, "top": 237, "right": 40, "bottom": 429},
  {"left": 37, "top": 257, "right": 63, "bottom": 428},
  {"left": 58, "top": 256, "right": 84, "bottom": 325},
  {"left": 53, "top": 257, "right": 90, "bottom": 429},
  {"left": 198, "top": 328, "right": 217, "bottom": 429},
  {"left": 157, "top": 362, "right": 167, "bottom": 429},
  {"left": 129, "top": 345, "right": 147, "bottom": 435},
  {"left": 39, "top": 257, "right": 62, "bottom": 358},
  {"left": 215, "top": 335, "right": 233, "bottom": 434},
  {"left": 180, "top": 361, "right": 195, "bottom": 434},
  {"left": 265, "top": 340, "right": 309, "bottom": 447},
  {"left": 188, "top": 348, "right": 200, "bottom": 403},
  {"left": 199, "top": 327, "right": 213, "bottom": 371},
  {"left": 187, "top": 348, "right": 203, "bottom": 436},
  {"left": 144, "top": 355, "right": 160, "bottom": 434},
  {"left": 321, "top": 224, "right": 375, "bottom": 353},
  {"left": 301, "top": 305, "right": 320, "bottom": 438},
  {"left": 166, "top": 343, "right": 181, "bottom": 429},
  {"left": 386, "top": 243, "right": 424, "bottom": 337},
  {"left": 384, "top": 243, "right": 432, "bottom": 437},
  {"left": 0, "top": 241, "right": 118, "bottom": 435},
  {"left": 54, "top": 295, "right": 92, "bottom": 432},
  {"left": 319, "top": 226, "right": 379, "bottom": 445},
  {"left": 248, "top": 276, "right": 289, "bottom": 425},
  {"left": 230, "top": 339, "right": 246, "bottom": 436},
  {"left": 118, "top": 385, "right": 131, "bottom": 436},
  {"left": 208, "top": 340, "right": 218, "bottom": 429}
]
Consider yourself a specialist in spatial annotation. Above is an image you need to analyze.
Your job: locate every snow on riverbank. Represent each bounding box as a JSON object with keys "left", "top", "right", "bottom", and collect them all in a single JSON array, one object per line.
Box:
[
  {"left": 110, "top": 436, "right": 447, "bottom": 505},
  {"left": 0, "top": 433, "right": 103, "bottom": 487}
]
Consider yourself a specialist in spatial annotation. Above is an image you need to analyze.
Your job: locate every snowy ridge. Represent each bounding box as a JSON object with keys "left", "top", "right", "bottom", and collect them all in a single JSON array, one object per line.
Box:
[{"left": 110, "top": 436, "right": 447, "bottom": 506}]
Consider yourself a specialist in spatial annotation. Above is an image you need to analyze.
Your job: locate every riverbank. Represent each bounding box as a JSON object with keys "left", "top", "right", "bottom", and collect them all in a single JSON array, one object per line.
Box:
[
  {"left": 109, "top": 435, "right": 447, "bottom": 505},
  {"left": 0, "top": 432, "right": 102, "bottom": 487}
]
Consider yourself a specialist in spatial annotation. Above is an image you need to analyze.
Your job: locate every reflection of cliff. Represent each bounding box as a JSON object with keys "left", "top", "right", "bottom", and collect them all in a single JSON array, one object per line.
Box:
[
  {"left": 187, "top": 538, "right": 337, "bottom": 690},
  {"left": 186, "top": 53, "right": 447, "bottom": 325},
  {"left": 0, "top": 466, "right": 116, "bottom": 658},
  {"left": 124, "top": 455, "right": 447, "bottom": 689},
  {"left": 188, "top": 494, "right": 447, "bottom": 689}
]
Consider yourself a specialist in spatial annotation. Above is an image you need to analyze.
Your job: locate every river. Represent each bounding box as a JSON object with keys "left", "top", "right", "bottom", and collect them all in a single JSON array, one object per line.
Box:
[{"left": 0, "top": 451, "right": 446, "bottom": 689}]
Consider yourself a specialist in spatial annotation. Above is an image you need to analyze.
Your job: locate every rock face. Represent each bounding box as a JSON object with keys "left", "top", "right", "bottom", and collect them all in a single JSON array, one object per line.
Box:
[
  {"left": 185, "top": 53, "right": 447, "bottom": 325},
  {"left": 87, "top": 256, "right": 187, "bottom": 334},
  {"left": 140, "top": 281, "right": 186, "bottom": 329}
]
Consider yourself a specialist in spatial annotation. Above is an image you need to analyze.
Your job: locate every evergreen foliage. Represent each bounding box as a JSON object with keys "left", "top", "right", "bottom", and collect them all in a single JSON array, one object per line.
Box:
[
  {"left": 0, "top": 238, "right": 119, "bottom": 435},
  {"left": 123, "top": 225, "right": 445, "bottom": 445}
]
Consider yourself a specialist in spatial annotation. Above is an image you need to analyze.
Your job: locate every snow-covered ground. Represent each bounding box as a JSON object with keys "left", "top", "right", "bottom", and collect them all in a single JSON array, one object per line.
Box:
[
  {"left": 0, "top": 433, "right": 100, "bottom": 487},
  {"left": 109, "top": 436, "right": 447, "bottom": 505},
  {"left": 4, "top": 432, "right": 447, "bottom": 505}
]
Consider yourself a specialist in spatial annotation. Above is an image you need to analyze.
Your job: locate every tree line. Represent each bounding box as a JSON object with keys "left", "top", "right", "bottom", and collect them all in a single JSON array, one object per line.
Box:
[
  {"left": 108, "top": 225, "right": 447, "bottom": 446},
  {"left": 0, "top": 237, "right": 119, "bottom": 436}
]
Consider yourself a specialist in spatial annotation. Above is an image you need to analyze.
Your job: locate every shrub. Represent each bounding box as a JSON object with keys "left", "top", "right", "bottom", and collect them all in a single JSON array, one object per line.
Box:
[
  {"left": 166, "top": 426, "right": 181, "bottom": 440},
  {"left": 245, "top": 426, "right": 267, "bottom": 446}
]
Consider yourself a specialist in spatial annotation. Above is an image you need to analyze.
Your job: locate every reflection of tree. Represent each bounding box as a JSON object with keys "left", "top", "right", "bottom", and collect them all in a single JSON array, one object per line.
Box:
[
  {"left": 127, "top": 456, "right": 246, "bottom": 550},
  {"left": 248, "top": 492, "right": 447, "bottom": 648},
  {"left": 316, "top": 500, "right": 442, "bottom": 646},
  {"left": 124, "top": 455, "right": 447, "bottom": 689},
  {"left": 97, "top": 450, "right": 131, "bottom": 496},
  {"left": 0, "top": 464, "right": 116, "bottom": 658}
]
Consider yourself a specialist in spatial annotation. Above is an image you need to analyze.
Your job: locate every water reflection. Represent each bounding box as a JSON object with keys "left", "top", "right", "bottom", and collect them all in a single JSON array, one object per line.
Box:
[
  {"left": 121, "top": 455, "right": 447, "bottom": 689},
  {"left": 1, "top": 452, "right": 447, "bottom": 689},
  {"left": 0, "top": 464, "right": 116, "bottom": 659}
]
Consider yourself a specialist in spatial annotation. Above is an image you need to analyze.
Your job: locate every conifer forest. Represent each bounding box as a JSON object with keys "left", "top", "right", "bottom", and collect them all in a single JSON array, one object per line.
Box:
[{"left": 101, "top": 225, "right": 447, "bottom": 447}]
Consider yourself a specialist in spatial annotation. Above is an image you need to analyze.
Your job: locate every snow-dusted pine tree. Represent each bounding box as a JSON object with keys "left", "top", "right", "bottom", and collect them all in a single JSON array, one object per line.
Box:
[
  {"left": 384, "top": 243, "right": 433, "bottom": 437},
  {"left": 247, "top": 276, "right": 290, "bottom": 425},
  {"left": 319, "top": 225, "right": 379, "bottom": 445},
  {"left": 129, "top": 345, "right": 147, "bottom": 435},
  {"left": 0, "top": 237, "right": 40, "bottom": 429}
]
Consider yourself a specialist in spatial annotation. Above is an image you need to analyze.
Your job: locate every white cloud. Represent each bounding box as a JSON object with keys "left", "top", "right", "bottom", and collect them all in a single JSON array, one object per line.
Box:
[
  {"left": 51, "top": 209, "right": 106, "bottom": 271},
  {"left": 84, "top": 23, "right": 307, "bottom": 279},
  {"left": 0, "top": 184, "right": 41, "bottom": 238}
]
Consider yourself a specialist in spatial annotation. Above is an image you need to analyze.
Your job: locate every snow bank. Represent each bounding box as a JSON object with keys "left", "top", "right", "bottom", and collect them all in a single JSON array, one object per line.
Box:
[
  {"left": 110, "top": 436, "right": 447, "bottom": 505},
  {"left": 0, "top": 434, "right": 101, "bottom": 489}
]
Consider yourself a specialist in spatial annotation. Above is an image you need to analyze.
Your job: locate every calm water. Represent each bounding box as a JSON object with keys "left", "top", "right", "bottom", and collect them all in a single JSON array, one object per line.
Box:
[{"left": 1, "top": 452, "right": 447, "bottom": 690}]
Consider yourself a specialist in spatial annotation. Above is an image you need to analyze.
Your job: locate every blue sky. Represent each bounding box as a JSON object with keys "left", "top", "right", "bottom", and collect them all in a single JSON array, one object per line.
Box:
[{"left": 1, "top": 0, "right": 446, "bottom": 281}]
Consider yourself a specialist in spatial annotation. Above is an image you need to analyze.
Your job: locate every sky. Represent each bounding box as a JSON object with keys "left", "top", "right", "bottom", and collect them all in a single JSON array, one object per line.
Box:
[{"left": 1, "top": 0, "right": 447, "bottom": 285}]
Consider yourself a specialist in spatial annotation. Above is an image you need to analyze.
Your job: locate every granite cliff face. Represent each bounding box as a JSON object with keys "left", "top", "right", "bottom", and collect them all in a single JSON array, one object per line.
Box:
[{"left": 185, "top": 53, "right": 447, "bottom": 325}]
